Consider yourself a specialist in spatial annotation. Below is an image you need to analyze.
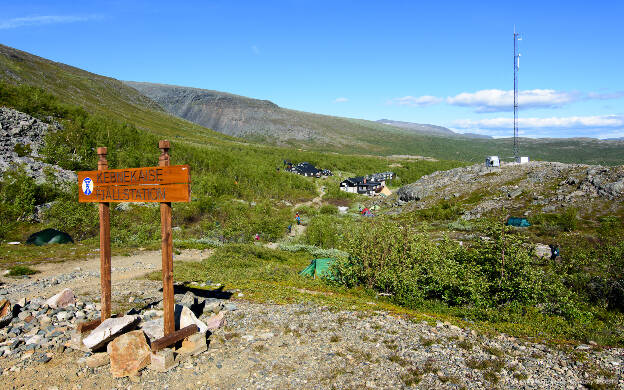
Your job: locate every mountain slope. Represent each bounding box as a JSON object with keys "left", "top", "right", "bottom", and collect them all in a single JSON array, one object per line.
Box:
[
  {"left": 126, "top": 81, "right": 624, "bottom": 165},
  {"left": 0, "top": 44, "right": 228, "bottom": 144}
]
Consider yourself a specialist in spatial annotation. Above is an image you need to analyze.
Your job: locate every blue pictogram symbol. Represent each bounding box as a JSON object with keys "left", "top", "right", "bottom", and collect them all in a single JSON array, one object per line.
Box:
[{"left": 82, "top": 177, "right": 93, "bottom": 195}]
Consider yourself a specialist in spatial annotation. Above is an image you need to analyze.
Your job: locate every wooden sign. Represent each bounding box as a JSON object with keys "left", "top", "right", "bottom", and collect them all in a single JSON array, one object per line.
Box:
[
  {"left": 77, "top": 165, "right": 190, "bottom": 203},
  {"left": 74, "top": 141, "right": 197, "bottom": 347}
]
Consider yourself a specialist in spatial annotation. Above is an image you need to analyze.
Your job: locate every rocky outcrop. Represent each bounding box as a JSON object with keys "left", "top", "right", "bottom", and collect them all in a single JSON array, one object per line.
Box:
[
  {"left": 0, "top": 107, "right": 75, "bottom": 183},
  {"left": 394, "top": 161, "right": 624, "bottom": 219}
]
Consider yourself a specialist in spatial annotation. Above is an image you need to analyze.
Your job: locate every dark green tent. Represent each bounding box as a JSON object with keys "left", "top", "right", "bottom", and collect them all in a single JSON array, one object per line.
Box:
[
  {"left": 506, "top": 217, "right": 531, "bottom": 227},
  {"left": 299, "top": 258, "right": 336, "bottom": 280},
  {"left": 26, "top": 228, "right": 74, "bottom": 246}
]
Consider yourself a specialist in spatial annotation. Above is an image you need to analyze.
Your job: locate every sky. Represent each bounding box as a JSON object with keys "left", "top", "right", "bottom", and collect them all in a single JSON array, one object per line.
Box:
[{"left": 2, "top": 0, "right": 623, "bottom": 139}]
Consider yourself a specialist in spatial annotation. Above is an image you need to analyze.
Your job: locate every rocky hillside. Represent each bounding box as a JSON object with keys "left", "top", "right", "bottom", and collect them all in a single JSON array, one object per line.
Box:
[
  {"left": 0, "top": 107, "right": 75, "bottom": 183},
  {"left": 394, "top": 161, "right": 624, "bottom": 220},
  {"left": 124, "top": 81, "right": 454, "bottom": 147}
]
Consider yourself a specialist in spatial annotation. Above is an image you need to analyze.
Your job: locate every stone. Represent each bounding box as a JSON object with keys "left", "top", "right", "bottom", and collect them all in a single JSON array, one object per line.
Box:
[
  {"left": 535, "top": 244, "right": 551, "bottom": 259},
  {"left": 107, "top": 330, "right": 151, "bottom": 378},
  {"left": 149, "top": 349, "right": 176, "bottom": 372},
  {"left": 82, "top": 315, "right": 139, "bottom": 350},
  {"left": 180, "top": 291, "right": 196, "bottom": 307},
  {"left": 204, "top": 311, "right": 226, "bottom": 331},
  {"left": 45, "top": 289, "right": 76, "bottom": 309},
  {"left": 140, "top": 318, "right": 163, "bottom": 342},
  {"left": 26, "top": 335, "right": 42, "bottom": 345},
  {"left": 0, "top": 299, "right": 12, "bottom": 328},
  {"left": 258, "top": 332, "right": 274, "bottom": 340},
  {"left": 18, "top": 311, "right": 30, "bottom": 321},
  {"left": 56, "top": 312, "right": 71, "bottom": 322},
  {"left": 224, "top": 303, "right": 237, "bottom": 311},
  {"left": 202, "top": 299, "right": 222, "bottom": 314},
  {"left": 177, "top": 305, "right": 208, "bottom": 334},
  {"left": 85, "top": 352, "right": 109, "bottom": 368},
  {"left": 177, "top": 333, "right": 207, "bottom": 356}
]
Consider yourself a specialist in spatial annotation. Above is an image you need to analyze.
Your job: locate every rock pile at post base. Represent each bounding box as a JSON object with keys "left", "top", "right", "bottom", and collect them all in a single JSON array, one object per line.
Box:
[{"left": 0, "top": 286, "right": 232, "bottom": 375}]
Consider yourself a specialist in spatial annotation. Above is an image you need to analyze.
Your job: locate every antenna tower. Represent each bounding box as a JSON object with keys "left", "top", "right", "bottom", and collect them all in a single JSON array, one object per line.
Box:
[{"left": 513, "top": 28, "right": 521, "bottom": 160}]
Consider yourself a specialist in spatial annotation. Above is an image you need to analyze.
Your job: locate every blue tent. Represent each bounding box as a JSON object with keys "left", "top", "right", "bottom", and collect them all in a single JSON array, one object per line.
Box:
[{"left": 506, "top": 217, "right": 531, "bottom": 227}]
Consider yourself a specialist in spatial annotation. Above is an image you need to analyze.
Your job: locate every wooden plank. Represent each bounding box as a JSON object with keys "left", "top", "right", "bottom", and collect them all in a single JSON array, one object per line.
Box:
[
  {"left": 97, "top": 147, "right": 112, "bottom": 321},
  {"left": 159, "top": 140, "right": 176, "bottom": 337},
  {"left": 78, "top": 183, "right": 190, "bottom": 203},
  {"left": 150, "top": 324, "right": 198, "bottom": 352},
  {"left": 76, "top": 318, "right": 102, "bottom": 333},
  {"left": 77, "top": 165, "right": 190, "bottom": 187}
]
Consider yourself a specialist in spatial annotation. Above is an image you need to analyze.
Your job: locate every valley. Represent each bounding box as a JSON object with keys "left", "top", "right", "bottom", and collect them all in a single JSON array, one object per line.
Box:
[{"left": 0, "top": 43, "right": 623, "bottom": 388}]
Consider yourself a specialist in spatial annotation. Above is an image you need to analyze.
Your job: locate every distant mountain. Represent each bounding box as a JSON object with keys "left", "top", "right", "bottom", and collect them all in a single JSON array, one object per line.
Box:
[
  {"left": 376, "top": 119, "right": 493, "bottom": 139},
  {"left": 376, "top": 119, "right": 455, "bottom": 136}
]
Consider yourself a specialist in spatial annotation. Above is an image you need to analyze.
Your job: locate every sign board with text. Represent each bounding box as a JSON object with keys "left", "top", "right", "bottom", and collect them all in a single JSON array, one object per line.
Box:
[{"left": 77, "top": 165, "right": 190, "bottom": 203}]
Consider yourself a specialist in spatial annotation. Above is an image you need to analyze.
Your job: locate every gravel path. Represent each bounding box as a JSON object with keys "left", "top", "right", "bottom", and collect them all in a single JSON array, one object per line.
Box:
[{"left": 0, "top": 251, "right": 622, "bottom": 389}]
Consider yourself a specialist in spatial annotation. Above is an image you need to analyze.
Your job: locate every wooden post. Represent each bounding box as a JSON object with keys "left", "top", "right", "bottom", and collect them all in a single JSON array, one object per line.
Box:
[
  {"left": 159, "top": 140, "right": 175, "bottom": 336},
  {"left": 97, "top": 147, "right": 112, "bottom": 320}
]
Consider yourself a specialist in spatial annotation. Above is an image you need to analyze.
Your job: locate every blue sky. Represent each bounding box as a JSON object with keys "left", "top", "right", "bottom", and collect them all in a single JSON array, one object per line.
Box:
[{"left": 2, "top": 0, "right": 623, "bottom": 138}]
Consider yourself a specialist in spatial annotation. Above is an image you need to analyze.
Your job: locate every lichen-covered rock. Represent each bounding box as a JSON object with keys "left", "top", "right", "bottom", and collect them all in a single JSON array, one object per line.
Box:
[{"left": 107, "top": 330, "right": 151, "bottom": 377}]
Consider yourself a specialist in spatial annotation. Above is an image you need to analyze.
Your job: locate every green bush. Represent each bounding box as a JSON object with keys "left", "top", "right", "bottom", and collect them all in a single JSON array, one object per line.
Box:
[
  {"left": 7, "top": 265, "right": 38, "bottom": 277},
  {"left": 13, "top": 143, "right": 32, "bottom": 157},
  {"left": 531, "top": 208, "right": 578, "bottom": 232},
  {"left": 413, "top": 200, "right": 463, "bottom": 222},
  {"left": 331, "top": 220, "right": 587, "bottom": 320},
  {"left": 305, "top": 215, "right": 347, "bottom": 248},
  {"left": 319, "top": 204, "right": 338, "bottom": 215},
  {"left": 0, "top": 166, "right": 37, "bottom": 224}
]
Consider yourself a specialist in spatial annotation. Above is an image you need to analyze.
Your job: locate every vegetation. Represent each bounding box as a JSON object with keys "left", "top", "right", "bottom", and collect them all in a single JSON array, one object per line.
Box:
[
  {"left": 0, "top": 82, "right": 458, "bottom": 244},
  {"left": 2, "top": 46, "right": 624, "bottom": 349},
  {"left": 7, "top": 265, "right": 38, "bottom": 277}
]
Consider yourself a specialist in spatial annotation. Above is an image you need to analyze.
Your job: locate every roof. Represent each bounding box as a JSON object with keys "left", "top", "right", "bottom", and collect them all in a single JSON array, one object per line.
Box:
[
  {"left": 341, "top": 176, "right": 382, "bottom": 187},
  {"left": 295, "top": 162, "right": 320, "bottom": 174}
]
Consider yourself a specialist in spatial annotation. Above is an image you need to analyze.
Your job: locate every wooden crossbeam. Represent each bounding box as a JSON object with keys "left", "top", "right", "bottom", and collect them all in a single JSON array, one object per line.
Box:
[{"left": 151, "top": 324, "right": 198, "bottom": 352}]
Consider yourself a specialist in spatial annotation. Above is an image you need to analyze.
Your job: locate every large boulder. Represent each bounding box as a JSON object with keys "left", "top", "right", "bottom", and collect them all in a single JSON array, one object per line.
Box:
[
  {"left": 82, "top": 315, "right": 139, "bottom": 350},
  {"left": 397, "top": 185, "right": 430, "bottom": 202},
  {"left": 107, "top": 330, "right": 151, "bottom": 378},
  {"left": 45, "top": 288, "right": 76, "bottom": 309}
]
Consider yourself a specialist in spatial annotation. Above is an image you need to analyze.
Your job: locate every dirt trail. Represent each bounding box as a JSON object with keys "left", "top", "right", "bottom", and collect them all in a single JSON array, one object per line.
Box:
[{"left": 0, "top": 249, "right": 211, "bottom": 302}]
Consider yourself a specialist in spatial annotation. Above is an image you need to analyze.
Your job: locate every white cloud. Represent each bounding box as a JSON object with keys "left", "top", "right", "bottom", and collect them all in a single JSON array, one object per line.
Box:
[
  {"left": 447, "top": 89, "right": 579, "bottom": 112},
  {"left": 333, "top": 97, "right": 349, "bottom": 103},
  {"left": 452, "top": 115, "right": 624, "bottom": 129},
  {"left": 0, "top": 15, "right": 101, "bottom": 30},
  {"left": 387, "top": 95, "right": 443, "bottom": 107},
  {"left": 587, "top": 91, "right": 624, "bottom": 100},
  {"left": 251, "top": 45, "right": 260, "bottom": 55}
]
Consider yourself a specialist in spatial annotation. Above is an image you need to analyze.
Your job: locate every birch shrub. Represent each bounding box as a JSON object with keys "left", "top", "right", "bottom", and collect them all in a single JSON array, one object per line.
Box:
[{"left": 331, "top": 220, "right": 586, "bottom": 321}]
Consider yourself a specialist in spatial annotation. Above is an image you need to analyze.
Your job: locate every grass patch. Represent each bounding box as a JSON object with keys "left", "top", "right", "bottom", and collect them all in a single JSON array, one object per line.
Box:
[{"left": 7, "top": 265, "right": 38, "bottom": 277}]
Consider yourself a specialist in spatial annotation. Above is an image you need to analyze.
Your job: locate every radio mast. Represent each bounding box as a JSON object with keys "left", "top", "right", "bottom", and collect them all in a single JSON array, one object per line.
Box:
[{"left": 513, "top": 27, "right": 522, "bottom": 160}]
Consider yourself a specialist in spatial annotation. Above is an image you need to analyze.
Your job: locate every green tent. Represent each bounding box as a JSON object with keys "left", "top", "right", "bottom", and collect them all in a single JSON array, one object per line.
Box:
[
  {"left": 299, "top": 258, "right": 336, "bottom": 280},
  {"left": 26, "top": 228, "right": 74, "bottom": 246},
  {"left": 506, "top": 217, "right": 531, "bottom": 227}
]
